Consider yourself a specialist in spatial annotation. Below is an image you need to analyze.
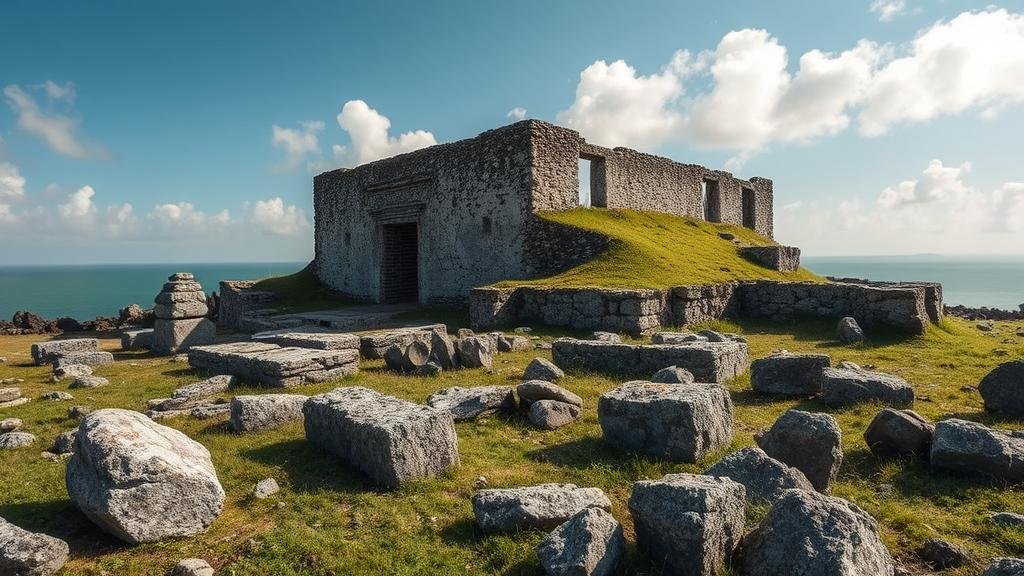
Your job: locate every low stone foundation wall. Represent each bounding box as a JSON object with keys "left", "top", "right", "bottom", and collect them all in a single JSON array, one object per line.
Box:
[
  {"left": 552, "top": 338, "right": 749, "bottom": 383},
  {"left": 218, "top": 281, "right": 278, "bottom": 330},
  {"left": 470, "top": 278, "right": 942, "bottom": 336}
]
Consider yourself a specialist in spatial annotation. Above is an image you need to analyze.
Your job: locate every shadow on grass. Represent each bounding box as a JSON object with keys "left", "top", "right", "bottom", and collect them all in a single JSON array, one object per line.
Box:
[
  {"left": 160, "top": 367, "right": 197, "bottom": 378},
  {"left": 525, "top": 435, "right": 660, "bottom": 473},
  {"left": 730, "top": 317, "right": 920, "bottom": 349},
  {"left": 241, "top": 438, "right": 378, "bottom": 495}
]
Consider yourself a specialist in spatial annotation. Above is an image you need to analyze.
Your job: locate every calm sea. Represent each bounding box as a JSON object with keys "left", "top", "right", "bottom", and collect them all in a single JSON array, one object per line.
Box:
[
  {"left": 0, "top": 262, "right": 305, "bottom": 320},
  {"left": 803, "top": 255, "right": 1024, "bottom": 311}
]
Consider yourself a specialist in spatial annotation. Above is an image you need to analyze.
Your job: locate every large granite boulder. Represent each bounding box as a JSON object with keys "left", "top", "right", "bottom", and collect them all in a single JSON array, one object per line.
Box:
[
  {"left": 930, "top": 419, "right": 1024, "bottom": 483},
  {"left": 523, "top": 357, "right": 565, "bottom": 381},
  {"left": 756, "top": 409, "right": 843, "bottom": 492},
  {"left": 628, "top": 473, "right": 746, "bottom": 576},
  {"left": 426, "top": 386, "right": 515, "bottom": 420},
  {"left": 983, "top": 558, "right": 1024, "bottom": 576},
  {"left": 864, "top": 409, "right": 934, "bottom": 459},
  {"left": 536, "top": 507, "right": 625, "bottom": 576},
  {"left": 65, "top": 409, "right": 225, "bottom": 543},
  {"left": 821, "top": 366, "right": 914, "bottom": 408},
  {"left": 456, "top": 336, "right": 494, "bottom": 369},
  {"left": 229, "top": 394, "right": 308, "bottom": 432},
  {"left": 472, "top": 483, "right": 611, "bottom": 533},
  {"left": 705, "top": 446, "right": 815, "bottom": 504},
  {"left": 740, "top": 490, "right": 895, "bottom": 575},
  {"left": 979, "top": 360, "right": 1024, "bottom": 415},
  {"left": 598, "top": 381, "right": 733, "bottom": 462},
  {"left": 0, "top": 516, "right": 69, "bottom": 576},
  {"left": 750, "top": 351, "right": 831, "bottom": 396},
  {"left": 517, "top": 380, "right": 583, "bottom": 408},
  {"left": 303, "top": 387, "right": 459, "bottom": 488}
]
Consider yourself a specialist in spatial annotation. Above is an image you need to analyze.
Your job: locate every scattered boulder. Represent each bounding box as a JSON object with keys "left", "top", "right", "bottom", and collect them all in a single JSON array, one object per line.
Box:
[
  {"left": 919, "top": 537, "right": 969, "bottom": 569},
  {"left": 252, "top": 477, "right": 280, "bottom": 499},
  {"left": 455, "top": 336, "right": 493, "bottom": 369},
  {"left": 930, "top": 419, "right": 1024, "bottom": 483},
  {"left": 740, "top": 490, "right": 894, "bottom": 576},
  {"left": 705, "top": 446, "right": 815, "bottom": 504},
  {"left": 65, "top": 408, "right": 225, "bottom": 543},
  {"left": 70, "top": 375, "right": 109, "bottom": 389},
  {"left": 52, "top": 363, "right": 92, "bottom": 381},
  {"left": 0, "top": 418, "right": 21, "bottom": 432},
  {"left": 0, "top": 515, "right": 69, "bottom": 576},
  {"left": 472, "top": 483, "right": 611, "bottom": 533},
  {"left": 41, "top": 391, "right": 73, "bottom": 401},
  {"left": 598, "top": 381, "right": 733, "bottom": 462},
  {"left": 493, "top": 332, "right": 531, "bottom": 352},
  {"left": 428, "top": 328, "right": 458, "bottom": 369},
  {"left": 751, "top": 351, "right": 830, "bottom": 395},
  {"left": 0, "top": 432, "right": 36, "bottom": 450},
  {"left": 536, "top": 507, "right": 625, "bottom": 576},
  {"left": 629, "top": 473, "right": 745, "bottom": 576},
  {"left": 590, "top": 331, "right": 621, "bottom": 343},
  {"left": 397, "top": 340, "right": 431, "bottom": 373},
  {"left": 303, "top": 387, "right": 459, "bottom": 488},
  {"left": 821, "top": 366, "right": 914, "bottom": 408},
  {"left": 523, "top": 357, "right": 564, "bottom": 381},
  {"left": 756, "top": 409, "right": 843, "bottom": 492},
  {"left": 864, "top": 409, "right": 934, "bottom": 459},
  {"left": 68, "top": 405, "right": 92, "bottom": 419},
  {"left": 650, "top": 365, "right": 695, "bottom": 385},
  {"left": 990, "top": 512, "right": 1024, "bottom": 528},
  {"left": 517, "top": 380, "right": 582, "bottom": 409},
  {"left": 51, "top": 430, "right": 77, "bottom": 454},
  {"left": 0, "top": 387, "right": 20, "bottom": 402},
  {"left": 425, "top": 386, "right": 515, "bottom": 420},
  {"left": 982, "top": 558, "right": 1024, "bottom": 576},
  {"left": 31, "top": 338, "right": 99, "bottom": 365},
  {"left": 979, "top": 360, "right": 1024, "bottom": 415},
  {"left": 51, "top": 350, "right": 114, "bottom": 369},
  {"left": 229, "top": 394, "right": 308, "bottom": 433},
  {"left": 528, "top": 400, "right": 581, "bottom": 430},
  {"left": 55, "top": 317, "right": 83, "bottom": 332},
  {"left": 837, "top": 316, "right": 866, "bottom": 343},
  {"left": 416, "top": 361, "right": 442, "bottom": 377},
  {"left": 170, "top": 558, "right": 215, "bottom": 576}
]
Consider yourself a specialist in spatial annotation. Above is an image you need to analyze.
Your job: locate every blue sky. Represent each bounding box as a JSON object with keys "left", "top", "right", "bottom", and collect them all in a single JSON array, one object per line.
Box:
[{"left": 1, "top": 0, "right": 1022, "bottom": 264}]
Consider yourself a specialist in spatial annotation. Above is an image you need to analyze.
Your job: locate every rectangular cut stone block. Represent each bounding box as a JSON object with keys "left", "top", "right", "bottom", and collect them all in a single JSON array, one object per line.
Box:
[
  {"left": 188, "top": 342, "right": 358, "bottom": 387},
  {"left": 153, "top": 300, "right": 209, "bottom": 320},
  {"left": 303, "top": 386, "right": 459, "bottom": 488},
  {"left": 358, "top": 324, "right": 447, "bottom": 359},
  {"left": 153, "top": 317, "right": 216, "bottom": 354},
  {"left": 31, "top": 338, "right": 99, "bottom": 365},
  {"left": 739, "top": 245, "right": 800, "bottom": 272},
  {"left": 252, "top": 329, "right": 361, "bottom": 350},
  {"left": 551, "top": 338, "right": 748, "bottom": 383},
  {"left": 52, "top": 350, "right": 115, "bottom": 369},
  {"left": 121, "top": 329, "right": 154, "bottom": 351}
]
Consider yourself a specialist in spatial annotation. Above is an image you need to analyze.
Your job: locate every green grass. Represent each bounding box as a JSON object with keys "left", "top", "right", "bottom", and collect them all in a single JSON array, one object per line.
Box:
[
  {"left": 251, "top": 263, "right": 352, "bottom": 313},
  {"left": 0, "top": 317, "right": 1022, "bottom": 575},
  {"left": 494, "top": 209, "right": 824, "bottom": 289}
]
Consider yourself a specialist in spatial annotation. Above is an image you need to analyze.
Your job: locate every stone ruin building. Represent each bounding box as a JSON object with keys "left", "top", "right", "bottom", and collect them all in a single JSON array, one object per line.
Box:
[{"left": 312, "top": 120, "right": 774, "bottom": 306}]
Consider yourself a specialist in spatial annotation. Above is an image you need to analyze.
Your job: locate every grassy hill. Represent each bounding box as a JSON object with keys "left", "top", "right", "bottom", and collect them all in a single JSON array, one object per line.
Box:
[{"left": 495, "top": 209, "right": 823, "bottom": 290}]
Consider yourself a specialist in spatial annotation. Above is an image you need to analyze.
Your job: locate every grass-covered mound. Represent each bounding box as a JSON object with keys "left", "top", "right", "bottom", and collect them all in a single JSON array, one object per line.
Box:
[
  {"left": 496, "top": 209, "right": 823, "bottom": 289},
  {"left": 0, "top": 317, "right": 1022, "bottom": 575},
  {"left": 251, "top": 262, "right": 351, "bottom": 313}
]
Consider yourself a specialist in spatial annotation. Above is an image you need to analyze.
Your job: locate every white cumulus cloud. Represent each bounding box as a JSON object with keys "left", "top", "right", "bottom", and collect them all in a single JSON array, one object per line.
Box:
[
  {"left": 146, "top": 202, "right": 230, "bottom": 236},
  {"left": 271, "top": 120, "right": 324, "bottom": 172},
  {"left": 870, "top": 0, "right": 906, "bottom": 22},
  {"left": 0, "top": 162, "right": 26, "bottom": 201},
  {"left": 250, "top": 197, "right": 310, "bottom": 236},
  {"left": 3, "top": 83, "right": 108, "bottom": 159},
  {"left": 507, "top": 107, "right": 527, "bottom": 121},
  {"left": 334, "top": 100, "right": 437, "bottom": 167}
]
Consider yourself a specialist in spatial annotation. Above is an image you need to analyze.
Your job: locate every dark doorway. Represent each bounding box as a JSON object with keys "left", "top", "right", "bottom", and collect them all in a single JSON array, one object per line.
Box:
[
  {"left": 742, "top": 188, "right": 756, "bottom": 229},
  {"left": 702, "top": 179, "right": 721, "bottom": 222},
  {"left": 381, "top": 222, "right": 419, "bottom": 303}
]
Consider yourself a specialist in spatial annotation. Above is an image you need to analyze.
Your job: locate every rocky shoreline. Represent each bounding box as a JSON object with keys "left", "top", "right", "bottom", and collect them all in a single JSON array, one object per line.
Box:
[
  {"left": 0, "top": 294, "right": 219, "bottom": 336},
  {"left": 944, "top": 303, "right": 1024, "bottom": 321}
]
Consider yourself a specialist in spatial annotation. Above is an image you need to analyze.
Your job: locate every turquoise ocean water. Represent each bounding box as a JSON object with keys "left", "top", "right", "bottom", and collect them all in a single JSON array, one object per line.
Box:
[
  {"left": 0, "top": 262, "right": 305, "bottom": 320},
  {"left": 0, "top": 257, "right": 1021, "bottom": 320}
]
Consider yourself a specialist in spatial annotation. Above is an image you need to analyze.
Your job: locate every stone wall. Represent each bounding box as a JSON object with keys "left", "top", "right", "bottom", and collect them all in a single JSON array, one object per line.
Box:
[
  {"left": 470, "top": 279, "right": 942, "bottom": 336},
  {"left": 218, "top": 281, "right": 278, "bottom": 330},
  {"left": 520, "top": 217, "right": 610, "bottom": 278}
]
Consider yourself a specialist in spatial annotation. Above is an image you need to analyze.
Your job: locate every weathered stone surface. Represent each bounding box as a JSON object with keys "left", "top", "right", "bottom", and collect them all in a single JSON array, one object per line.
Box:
[
  {"left": 821, "top": 366, "right": 914, "bottom": 408},
  {"left": 650, "top": 365, "right": 695, "bottom": 384},
  {"left": 472, "top": 483, "right": 611, "bottom": 533},
  {"left": 0, "top": 397, "right": 29, "bottom": 409},
  {"left": 740, "top": 490, "right": 894, "bottom": 576},
  {"left": 982, "top": 558, "right": 1024, "bottom": 576},
  {"left": 0, "top": 387, "right": 20, "bottom": 402},
  {"left": 517, "top": 380, "right": 583, "bottom": 408},
  {"left": 864, "top": 409, "right": 934, "bottom": 458},
  {"left": 598, "top": 381, "right": 733, "bottom": 462},
  {"left": 838, "top": 316, "right": 866, "bottom": 343},
  {"left": 429, "top": 328, "right": 458, "bottom": 369},
  {"left": 536, "top": 507, "right": 625, "bottom": 576},
  {"left": 31, "top": 338, "right": 98, "bottom": 365},
  {"left": 0, "top": 432, "right": 36, "bottom": 450},
  {"left": 756, "top": 409, "right": 843, "bottom": 492},
  {"left": 303, "top": 387, "right": 459, "bottom": 488},
  {"left": 740, "top": 245, "right": 800, "bottom": 272},
  {"left": 523, "top": 357, "right": 564, "bottom": 381},
  {"left": 41, "top": 391, "right": 73, "bottom": 401},
  {"left": 751, "top": 351, "right": 831, "bottom": 395},
  {"left": 629, "top": 473, "right": 745, "bottom": 576},
  {"left": 456, "top": 336, "right": 494, "bottom": 369},
  {"left": 358, "top": 324, "right": 445, "bottom": 359},
  {"left": 919, "top": 537, "right": 969, "bottom": 569},
  {"left": 979, "top": 360, "right": 1024, "bottom": 415},
  {"left": 153, "top": 299, "right": 209, "bottom": 320},
  {"left": 590, "top": 331, "right": 621, "bottom": 343},
  {"left": 930, "top": 419, "right": 1024, "bottom": 483},
  {"left": 705, "top": 446, "right": 814, "bottom": 504},
  {"left": 990, "top": 512, "right": 1024, "bottom": 528},
  {"left": 0, "top": 515, "right": 69, "bottom": 576},
  {"left": 51, "top": 430, "right": 76, "bottom": 454},
  {"left": 172, "top": 375, "right": 235, "bottom": 401},
  {"left": 0, "top": 418, "right": 21, "bottom": 432},
  {"left": 189, "top": 403, "right": 230, "bottom": 419},
  {"left": 68, "top": 405, "right": 91, "bottom": 419},
  {"left": 491, "top": 332, "right": 531, "bottom": 352},
  {"left": 70, "top": 375, "right": 109, "bottom": 389},
  {"left": 51, "top": 351, "right": 114, "bottom": 369},
  {"left": 425, "top": 386, "right": 515, "bottom": 420},
  {"left": 252, "top": 329, "right": 360, "bottom": 351},
  {"left": 652, "top": 331, "right": 704, "bottom": 345},
  {"left": 552, "top": 338, "right": 748, "bottom": 384},
  {"left": 153, "top": 317, "right": 216, "bottom": 355},
  {"left": 189, "top": 342, "right": 359, "bottom": 387},
  {"left": 229, "top": 394, "right": 308, "bottom": 432},
  {"left": 528, "top": 400, "right": 581, "bottom": 430},
  {"left": 120, "top": 329, "right": 154, "bottom": 351},
  {"left": 52, "top": 363, "right": 93, "bottom": 382},
  {"left": 65, "top": 409, "right": 225, "bottom": 543},
  {"left": 170, "top": 558, "right": 214, "bottom": 576},
  {"left": 252, "top": 477, "right": 280, "bottom": 499}
]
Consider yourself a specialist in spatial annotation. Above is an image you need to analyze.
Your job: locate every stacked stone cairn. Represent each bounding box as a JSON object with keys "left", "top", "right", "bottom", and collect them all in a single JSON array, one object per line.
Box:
[{"left": 152, "top": 273, "right": 216, "bottom": 355}]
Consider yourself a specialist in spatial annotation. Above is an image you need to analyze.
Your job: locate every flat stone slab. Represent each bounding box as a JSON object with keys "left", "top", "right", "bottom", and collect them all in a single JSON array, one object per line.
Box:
[
  {"left": 303, "top": 387, "right": 459, "bottom": 488},
  {"left": 52, "top": 350, "right": 114, "bottom": 369},
  {"left": 189, "top": 342, "right": 359, "bottom": 387},
  {"left": 821, "top": 367, "right": 914, "bottom": 408},
  {"left": 31, "top": 338, "right": 99, "bottom": 365},
  {"left": 552, "top": 338, "right": 748, "bottom": 383},
  {"left": 252, "top": 329, "right": 361, "bottom": 350},
  {"left": 598, "top": 381, "right": 733, "bottom": 462},
  {"left": 358, "top": 324, "right": 447, "bottom": 358},
  {"left": 930, "top": 419, "right": 1024, "bottom": 483},
  {"left": 751, "top": 351, "right": 831, "bottom": 396},
  {"left": 425, "top": 386, "right": 515, "bottom": 420},
  {"left": 472, "top": 483, "right": 611, "bottom": 533}
]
